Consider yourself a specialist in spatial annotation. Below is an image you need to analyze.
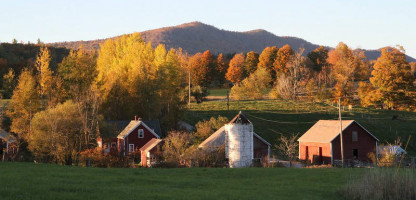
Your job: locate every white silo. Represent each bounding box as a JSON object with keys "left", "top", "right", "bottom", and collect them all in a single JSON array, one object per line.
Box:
[{"left": 225, "top": 111, "right": 253, "bottom": 168}]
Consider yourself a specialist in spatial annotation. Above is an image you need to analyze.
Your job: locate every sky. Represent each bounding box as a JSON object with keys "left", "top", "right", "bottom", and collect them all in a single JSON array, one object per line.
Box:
[{"left": 2, "top": 0, "right": 416, "bottom": 58}]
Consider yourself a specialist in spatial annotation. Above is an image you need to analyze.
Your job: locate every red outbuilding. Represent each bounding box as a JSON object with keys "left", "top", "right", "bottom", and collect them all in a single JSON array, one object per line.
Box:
[
  {"left": 298, "top": 120, "right": 379, "bottom": 165},
  {"left": 117, "top": 118, "right": 161, "bottom": 156},
  {"left": 140, "top": 138, "right": 164, "bottom": 167}
]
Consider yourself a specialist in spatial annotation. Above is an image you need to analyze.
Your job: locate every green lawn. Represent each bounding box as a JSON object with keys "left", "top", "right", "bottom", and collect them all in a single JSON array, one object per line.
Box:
[
  {"left": 0, "top": 162, "right": 364, "bottom": 200},
  {"left": 208, "top": 88, "right": 230, "bottom": 97},
  {"left": 184, "top": 100, "right": 416, "bottom": 154}
]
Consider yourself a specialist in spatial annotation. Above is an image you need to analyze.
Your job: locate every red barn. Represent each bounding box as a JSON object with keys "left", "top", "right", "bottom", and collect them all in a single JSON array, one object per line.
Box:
[
  {"left": 298, "top": 120, "right": 379, "bottom": 165},
  {"left": 140, "top": 138, "right": 164, "bottom": 167},
  {"left": 117, "top": 119, "right": 161, "bottom": 156}
]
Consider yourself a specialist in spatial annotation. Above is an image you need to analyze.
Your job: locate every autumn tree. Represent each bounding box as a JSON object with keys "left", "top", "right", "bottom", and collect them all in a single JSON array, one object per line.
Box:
[
  {"left": 189, "top": 50, "right": 214, "bottom": 87},
  {"left": 275, "top": 133, "right": 299, "bottom": 167},
  {"left": 225, "top": 53, "right": 245, "bottom": 84},
  {"left": 328, "top": 42, "right": 368, "bottom": 103},
  {"left": 58, "top": 48, "right": 97, "bottom": 99},
  {"left": 162, "top": 131, "right": 194, "bottom": 166},
  {"left": 230, "top": 68, "right": 271, "bottom": 100},
  {"left": 257, "top": 46, "right": 278, "bottom": 72},
  {"left": 273, "top": 44, "right": 294, "bottom": 76},
  {"left": 368, "top": 47, "right": 414, "bottom": 109},
  {"left": 35, "top": 46, "right": 54, "bottom": 105},
  {"left": 28, "top": 100, "right": 83, "bottom": 165},
  {"left": 7, "top": 69, "right": 41, "bottom": 142},
  {"left": 194, "top": 116, "right": 229, "bottom": 143},
  {"left": 271, "top": 49, "right": 307, "bottom": 100},
  {"left": 245, "top": 51, "right": 259, "bottom": 75},
  {"left": 215, "top": 53, "right": 228, "bottom": 85},
  {"left": 96, "top": 34, "right": 184, "bottom": 130},
  {"left": 2, "top": 68, "right": 16, "bottom": 98},
  {"left": 307, "top": 46, "right": 328, "bottom": 72}
]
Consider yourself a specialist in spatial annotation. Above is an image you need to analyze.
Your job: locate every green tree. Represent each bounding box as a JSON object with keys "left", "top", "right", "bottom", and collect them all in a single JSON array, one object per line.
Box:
[
  {"left": 307, "top": 46, "right": 328, "bottom": 72},
  {"left": 2, "top": 68, "right": 16, "bottom": 98}
]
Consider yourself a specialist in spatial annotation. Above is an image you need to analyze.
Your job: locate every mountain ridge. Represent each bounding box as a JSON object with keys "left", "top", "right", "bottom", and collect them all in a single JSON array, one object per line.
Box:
[{"left": 49, "top": 21, "right": 415, "bottom": 62}]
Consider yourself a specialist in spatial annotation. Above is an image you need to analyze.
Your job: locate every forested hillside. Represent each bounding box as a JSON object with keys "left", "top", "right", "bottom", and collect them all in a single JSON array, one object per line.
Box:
[{"left": 49, "top": 22, "right": 416, "bottom": 62}]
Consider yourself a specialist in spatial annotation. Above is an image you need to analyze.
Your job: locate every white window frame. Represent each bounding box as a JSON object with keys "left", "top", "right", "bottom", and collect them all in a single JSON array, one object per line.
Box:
[
  {"left": 129, "top": 144, "right": 135, "bottom": 152},
  {"left": 352, "top": 131, "right": 358, "bottom": 142},
  {"left": 138, "top": 129, "right": 144, "bottom": 138}
]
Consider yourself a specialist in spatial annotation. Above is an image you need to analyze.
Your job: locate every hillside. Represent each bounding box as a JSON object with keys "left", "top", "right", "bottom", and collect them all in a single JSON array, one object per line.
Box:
[{"left": 49, "top": 22, "right": 416, "bottom": 61}]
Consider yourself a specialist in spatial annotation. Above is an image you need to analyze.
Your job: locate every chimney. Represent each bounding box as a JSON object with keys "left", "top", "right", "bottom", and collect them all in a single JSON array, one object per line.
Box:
[{"left": 134, "top": 115, "right": 137, "bottom": 121}]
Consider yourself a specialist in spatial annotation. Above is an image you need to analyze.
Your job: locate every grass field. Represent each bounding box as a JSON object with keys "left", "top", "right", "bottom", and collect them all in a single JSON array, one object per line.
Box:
[
  {"left": 0, "top": 162, "right": 365, "bottom": 200},
  {"left": 208, "top": 88, "right": 229, "bottom": 97},
  {"left": 184, "top": 100, "right": 416, "bottom": 154}
]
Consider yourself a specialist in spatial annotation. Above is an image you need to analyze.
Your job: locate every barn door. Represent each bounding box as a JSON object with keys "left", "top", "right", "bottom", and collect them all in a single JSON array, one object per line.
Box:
[{"left": 318, "top": 147, "right": 323, "bottom": 164}]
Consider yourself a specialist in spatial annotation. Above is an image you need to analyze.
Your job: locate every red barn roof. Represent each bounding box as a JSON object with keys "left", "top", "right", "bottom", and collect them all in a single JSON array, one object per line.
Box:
[{"left": 298, "top": 120, "right": 379, "bottom": 143}]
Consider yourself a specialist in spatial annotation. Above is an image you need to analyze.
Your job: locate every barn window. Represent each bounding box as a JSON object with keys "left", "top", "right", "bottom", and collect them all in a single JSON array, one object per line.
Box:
[
  {"left": 138, "top": 129, "right": 144, "bottom": 138},
  {"left": 353, "top": 149, "right": 358, "bottom": 159},
  {"left": 129, "top": 144, "right": 135, "bottom": 152},
  {"left": 352, "top": 131, "right": 358, "bottom": 142}
]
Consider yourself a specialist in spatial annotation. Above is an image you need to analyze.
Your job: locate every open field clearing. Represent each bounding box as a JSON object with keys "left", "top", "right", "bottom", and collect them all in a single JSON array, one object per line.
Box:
[{"left": 0, "top": 162, "right": 368, "bottom": 200}]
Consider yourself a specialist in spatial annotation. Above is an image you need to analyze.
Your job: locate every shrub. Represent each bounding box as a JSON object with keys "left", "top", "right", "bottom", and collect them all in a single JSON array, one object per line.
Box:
[
  {"left": 194, "top": 116, "right": 229, "bottom": 143},
  {"left": 230, "top": 68, "right": 271, "bottom": 100},
  {"left": 343, "top": 169, "right": 416, "bottom": 200},
  {"left": 80, "top": 148, "right": 129, "bottom": 168},
  {"left": 186, "top": 146, "right": 226, "bottom": 167}
]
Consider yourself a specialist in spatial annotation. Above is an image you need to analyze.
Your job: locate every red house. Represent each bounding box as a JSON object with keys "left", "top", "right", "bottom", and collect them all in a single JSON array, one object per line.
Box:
[
  {"left": 117, "top": 118, "right": 161, "bottom": 156},
  {"left": 140, "top": 138, "right": 164, "bottom": 167},
  {"left": 298, "top": 120, "right": 379, "bottom": 165}
]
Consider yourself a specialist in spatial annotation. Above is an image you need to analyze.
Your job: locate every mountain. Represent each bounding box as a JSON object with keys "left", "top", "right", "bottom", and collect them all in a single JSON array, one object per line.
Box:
[{"left": 49, "top": 22, "right": 415, "bottom": 62}]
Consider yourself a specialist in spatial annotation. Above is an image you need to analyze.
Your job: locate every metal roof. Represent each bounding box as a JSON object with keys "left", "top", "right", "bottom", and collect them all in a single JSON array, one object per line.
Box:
[
  {"left": 140, "top": 138, "right": 163, "bottom": 152},
  {"left": 117, "top": 120, "right": 160, "bottom": 139},
  {"left": 198, "top": 126, "right": 270, "bottom": 148}
]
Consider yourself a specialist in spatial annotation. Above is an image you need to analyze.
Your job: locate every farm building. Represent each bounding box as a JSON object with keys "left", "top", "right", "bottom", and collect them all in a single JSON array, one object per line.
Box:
[
  {"left": 140, "top": 138, "right": 164, "bottom": 167},
  {"left": 0, "top": 129, "right": 17, "bottom": 160},
  {"left": 199, "top": 111, "right": 271, "bottom": 168},
  {"left": 298, "top": 120, "right": 379, "bottom": 165},
  {"left": 97, "top": 118, "right": 162, "bottom": 156},
  {"left": 117, "top": 118, "right": 161, "bottom": 156}
]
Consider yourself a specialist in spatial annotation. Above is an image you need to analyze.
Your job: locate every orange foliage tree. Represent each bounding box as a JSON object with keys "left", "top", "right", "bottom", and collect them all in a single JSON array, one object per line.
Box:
[
  {"left": 226, "top": 53, "right": 245, "bottom": 84},
  {"left": 273, "top": 44, "right": 294, "bottom": 76}
]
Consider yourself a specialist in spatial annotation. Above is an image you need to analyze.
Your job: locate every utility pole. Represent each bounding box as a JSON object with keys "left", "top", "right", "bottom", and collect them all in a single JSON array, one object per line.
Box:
[
  {"left": 226, "top": 91, "right": 230, "bottom": 111},
  {"left": 188, "top": 70, "right": 191, "bottom": 109},
  {"left": 338, "top": 98, "right": 344, "bottom": 167}
]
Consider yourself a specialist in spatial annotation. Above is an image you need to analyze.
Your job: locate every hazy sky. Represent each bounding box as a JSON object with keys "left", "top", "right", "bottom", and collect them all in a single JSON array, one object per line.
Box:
[{"left": 2, "top": 0, "right": 415, "bottom": 58}]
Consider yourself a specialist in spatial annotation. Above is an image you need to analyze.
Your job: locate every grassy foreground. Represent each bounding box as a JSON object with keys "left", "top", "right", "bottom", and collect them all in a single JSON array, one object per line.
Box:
[
  {"left": 184, "top": 100, "right": 416, "bottom": 154},
  {"left": 0, "top": 162, "right": 363, "bottom": 200}
]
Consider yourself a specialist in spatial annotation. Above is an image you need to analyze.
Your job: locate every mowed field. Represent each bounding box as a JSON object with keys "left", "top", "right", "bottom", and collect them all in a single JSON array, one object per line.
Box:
[
  {"left": 184, "top": 99, "right": 416, "bottom": 154},
  {"left": 0, "top": 162, "right": 364, "bottom": 200}
]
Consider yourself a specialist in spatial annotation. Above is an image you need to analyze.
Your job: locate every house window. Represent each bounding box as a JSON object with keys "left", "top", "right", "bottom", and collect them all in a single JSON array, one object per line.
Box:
[
  {"left": 111, "top": 142, "right": 116, "bottom": 148},
  {"left": 138, "top": 129, "right": 144, "bottom": 138},
  {"left": 352, "top": 131, "right": 358, "bottom": 142},
  {"left": 353, "top": 149, "right": 358, "bottom": 159},
  {"left": 129, "top": 144, "right": 135, "bottom": 152}
]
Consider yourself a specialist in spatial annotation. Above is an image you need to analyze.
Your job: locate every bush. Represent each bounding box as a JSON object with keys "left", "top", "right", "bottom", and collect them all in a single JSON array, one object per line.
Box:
[
  {"left": 194, "top": 116, "right": 229, "bottom": 143},
  {"left": 230, "top": 68, "right": 271, "bottom": 100},
  {"left": 80, "top": 148, "right": 129, "bottom": 168},
  {"left": 343, "top": 169, "right": 416, "bottom": 200},
  {"left": 186, "top": 146, "right": 226, "bottom": 167}
]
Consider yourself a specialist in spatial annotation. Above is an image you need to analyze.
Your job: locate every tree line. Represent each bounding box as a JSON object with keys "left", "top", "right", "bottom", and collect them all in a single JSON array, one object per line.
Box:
[{"left": 1, "top": 35, "right": 416, "bottom": 165}]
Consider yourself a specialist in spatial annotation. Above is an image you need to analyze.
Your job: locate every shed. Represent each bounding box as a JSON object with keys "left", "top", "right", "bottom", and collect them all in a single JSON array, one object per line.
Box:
[{"left": 140, "top": 138, "right": 164, "bottom": 167}]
